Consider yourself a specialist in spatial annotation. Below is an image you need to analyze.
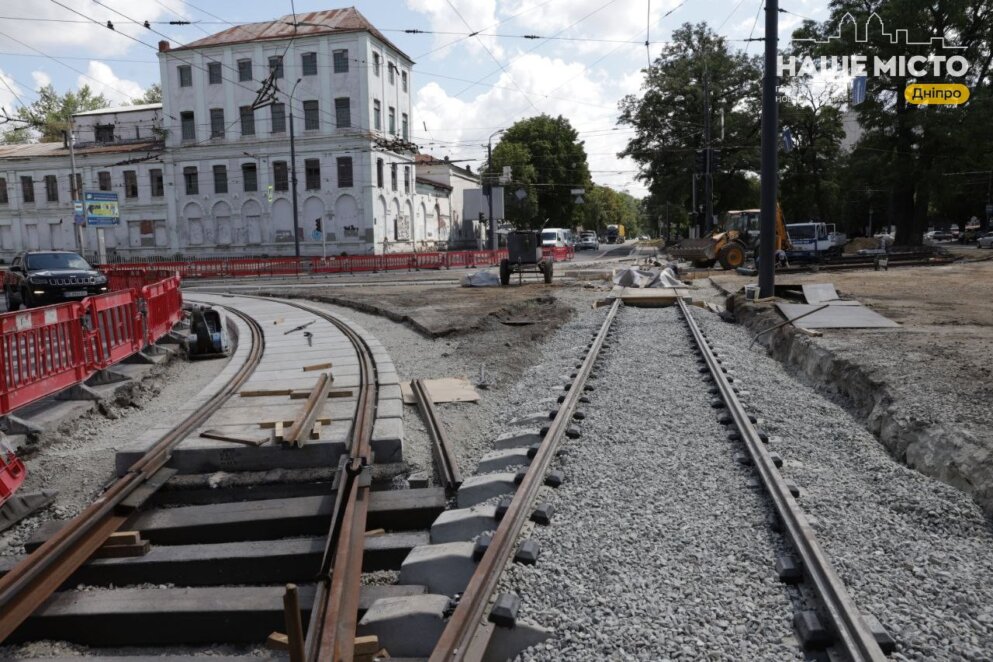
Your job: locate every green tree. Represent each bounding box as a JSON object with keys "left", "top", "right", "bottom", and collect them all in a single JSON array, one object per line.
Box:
[
  {"left": 130, "top": 83, "right": 162, "bottom": 105},
  {"left": 486, "top": 114, "right": 591, "bottom": 228},
  {"left": 16, "top": 84, "right": 109, "bottom": 142},
  {"left": 618, "top": 22, "right": 763, "bottom": 225},
  {"left": 792, "top": 1, "right": 993, "bottom": 243},
  {"left": 489, "top": 141, "right": 539, "bottom": 228}
]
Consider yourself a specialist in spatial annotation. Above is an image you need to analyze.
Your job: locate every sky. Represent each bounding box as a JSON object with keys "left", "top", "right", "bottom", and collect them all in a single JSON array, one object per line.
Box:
[{"left": 0, "top": 0, "right": 831, "bottom": 197}]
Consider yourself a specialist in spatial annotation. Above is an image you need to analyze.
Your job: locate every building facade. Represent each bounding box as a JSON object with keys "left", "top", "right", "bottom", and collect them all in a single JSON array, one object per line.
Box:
[{"left": 0, "top": 7, "right": 477, "bottom": 262}]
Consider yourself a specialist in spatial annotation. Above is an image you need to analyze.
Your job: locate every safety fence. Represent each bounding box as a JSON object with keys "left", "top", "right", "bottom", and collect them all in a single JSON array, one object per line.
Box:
[
  {"left": 0, "top": 271, "right": 183, "bottom": 416},
  {"left": 94, "top": 246, "right": 575, "bottom": 280}
]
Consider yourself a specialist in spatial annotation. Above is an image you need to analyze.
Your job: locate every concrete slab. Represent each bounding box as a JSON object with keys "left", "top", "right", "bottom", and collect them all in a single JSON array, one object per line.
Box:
[
  {"left": 377, "top": 397, "right": 403, "bottom": 420},
  {"left": 493, "top": 429, "right": 542, "bottom": 450},
  {"left": 398, "top": 541, "right": 477, "bottom": 596},
  {"left": 372, "top": 417, "right": 404, "bottom": 463},
  {"left": 775, "top": 302, "right": 899, "bottom": 329},
  {"left": 358, "top": 594, "right": 451, "bottom": 658},
  {"left": 456, "top": 473, "right": 518, "bottom": 508},
  {"left": 477, "top": 448, "right": 531, "bottom": 473},
  {"left": 430, "top": 504, "right": 498, "bottom": 543}
]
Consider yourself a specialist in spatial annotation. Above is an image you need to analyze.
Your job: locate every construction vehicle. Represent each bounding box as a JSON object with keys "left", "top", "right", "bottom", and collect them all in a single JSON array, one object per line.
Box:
[
  {"left": 500, "top": 230, "right": 554, "bottom": 285},
  {"left": 605, "top": 224, "right": 625, "bottom": 244},
  {"left": 669, "top": 205, "right": 791, "bottom": 269},
  {"left": 185, "top": 305, "right": 232, "bottom": 359},
  {"left": 785, "top": 222, "right": 841, "bottom": 261}
]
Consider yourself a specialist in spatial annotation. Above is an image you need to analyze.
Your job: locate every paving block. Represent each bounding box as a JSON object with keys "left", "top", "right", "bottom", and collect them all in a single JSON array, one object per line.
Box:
[
  {"left": 476, "top": 448, "right": 531, "bottom": 473},
  {"left": 493, "top": 429, "right": 541, "bottom": 450},
  {"left": 456, "top": 473, "right": 517, "bottom": 508},
  {"left": 377, "top": 397, "right": 403, "bottom": 420},
  {"left": 430, "top": 504, "right": 498, "bottom": 544},
  {"left": 399, "top": 542, "right": 477, "bottom": 596},
  {"left": 358, "top": 594, "right": 452, "bottom": 658},
  {"left": 372, "top": 417, "right": 404, "bottom": 463}
]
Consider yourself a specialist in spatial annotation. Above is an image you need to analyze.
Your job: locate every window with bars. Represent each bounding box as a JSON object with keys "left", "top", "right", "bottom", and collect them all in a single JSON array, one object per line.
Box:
[
  {"left": 0, "top": 177, "right": 7, "bottom": 204},
  {"left": 305, "top": 159, "right": 320, "bottom": 190},
  {"left": 273, "top": 161, "right": 288, "bottom": 191},
  {"left": 391, "top": 163, "right": 397, "bottom": 191},
  {"left": 402, "top": 70, "right": 408, "bottom": 92},
  {"left": 20, "top": 176, "right": 33, "bottom": 203},
  {"left": 271, "top": 103, "right": 286, "bottom": 133},
  {"left": 210, "top": 108, "right": 225, "bottom": 138},
  {"left": 333, "top": 49, "right": 349, "bottom": 73},
  {"left": 213, "top": 165, "right": 228, "bottom": 194},
  {"left": 183, "top": 167, "right": 198, "bottom": 195},
  {"left": 208, "top": 62, "right": 222, "bottom": 84},
  {"left": 301, "top": 52, "right": 317, "bottom": 76},
  {"left": 388, "top": 107, "right": 396, "bottom": 135},
  {"left": 95, "top": 124, "right": 114, "bottom": 143},
  {"left": 98, "top": 171, "right": 112, "bottom": 191},
  {"left": 242, "top": 163, "right": 258, "bottom": 192},
  {"left": 337, "top": 157, "right": 353, "bottom": 187},
  {"left": 303, "top": 100, "right": 319, "bottom": 130},
  {"left": 150, "top": 169, "right": 163, "bottom": 197},
  {"left": 373, "top": 52, "right": 381, "bottom": 76},
  {"left": 181, "top": 111, "right": 195, "bottom": 141},
  {"left": 123, "top": 170, "right": 138, "bottom": 198},
  {"left": 373, "top": 100, "right": 381, "bottom": 131},
  {"left": 45, "top": 175, "right": 58, "bottom": 202},
  {"left": 268, "top": 55, "right": 284, "bottom": 78},
  {"left": 402, "top": 113, "right": 409, "bottom": 140},
  {"left": 237, "top": 58, "right": 252, "bottom": 81},
  {"left": 376, "top": 159, "right": 384, "bottom": 188},
  {"left": 334, "top": 97, "right": 350, "bottom": 128},
  {"left": 178, "top": 65, "right": 192, "bottom": 87},
  {"left": 240, "top": 106, "right": 255, "bottom": 136}
]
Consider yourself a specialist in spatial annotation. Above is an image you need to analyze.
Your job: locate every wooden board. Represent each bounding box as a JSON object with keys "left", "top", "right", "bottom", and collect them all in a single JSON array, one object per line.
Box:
[
  {"left": 302, "top": 362, "right": 333, "bottom": 372},
  {"left": 200, "top": 429, "right": 268, "bottom": 447},
  {"left": 259, "top": 417, "right": 331, "bottom": 429},
  {"left": 400, "top": 377, "right": 480, "bottom": 405}
]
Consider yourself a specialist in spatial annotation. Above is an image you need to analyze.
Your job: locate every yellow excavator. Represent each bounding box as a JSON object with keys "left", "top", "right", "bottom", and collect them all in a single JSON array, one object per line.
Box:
[{"left": 669, "top": 205, "right": 792, "bottom": 269}]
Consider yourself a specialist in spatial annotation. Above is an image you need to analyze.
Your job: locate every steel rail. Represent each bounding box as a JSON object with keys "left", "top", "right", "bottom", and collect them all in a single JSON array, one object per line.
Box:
[
  {"left": 675, "top": 297, "right": 886, "bottom": 661},
  {"left": 430, "top": 298, "right": 622, "bottom": 661},
  {"left": 412, "top": 378, "right": 463, "bottom": 495},
  {"left": 0, "top": 306, "right": 265, "bottom": 643}
]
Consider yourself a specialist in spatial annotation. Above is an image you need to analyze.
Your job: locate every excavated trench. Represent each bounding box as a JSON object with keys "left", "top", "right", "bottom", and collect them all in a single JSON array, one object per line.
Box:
[{"left": 728, "top": 293, "right": 993, "bottom": 520}]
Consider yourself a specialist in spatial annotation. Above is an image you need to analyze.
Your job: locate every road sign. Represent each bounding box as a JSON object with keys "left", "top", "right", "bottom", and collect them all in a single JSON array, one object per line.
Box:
[
  {"left": 73, "top": 201, "right": 84, "bottom": 225},
  {"left": 83, "top": 191, "right": 119, "bottom": 226},
  {"left": 500, "top": 165, "right": 512, "bottom": 184},
  {"left": 570, "top": 188, "right": 585, "bottom": 195}
]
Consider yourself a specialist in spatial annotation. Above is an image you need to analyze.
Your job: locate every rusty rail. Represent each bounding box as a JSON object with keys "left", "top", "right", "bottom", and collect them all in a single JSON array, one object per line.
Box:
[
  {"left": 412, "top": 378, "right": 463, "bottom": 495},
  {"left": 430, "top": 298, "right": 622, "bottom": 661},
  {"left": 0, "top": 307, "right": 264, "bottom": 642},
  {"left": 675, "top": 297, "right": 886, "bottom": 661}
]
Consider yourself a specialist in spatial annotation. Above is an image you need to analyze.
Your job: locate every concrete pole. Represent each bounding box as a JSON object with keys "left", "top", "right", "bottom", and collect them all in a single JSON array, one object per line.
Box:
[
  {"left": 67, "top": 120, "right": 84, "bottom": 256},
  {"left": 289, "top": 78, "right": 302, "bottom": 261},
  {"left": 758, "top": 0, "right": 779, "bottom": 299}
]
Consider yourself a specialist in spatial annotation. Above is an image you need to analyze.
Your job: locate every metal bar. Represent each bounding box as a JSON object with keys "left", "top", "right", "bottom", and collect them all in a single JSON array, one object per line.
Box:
[
  {"left": 676, "top": 298, "right": 885, "bottom": 661},
  {"left": 0, "top": 308, "right": 265, "bottom": 642},
  {"left": 430, "top": 298, "right": 622, "bottom": 661},
  {"left": 758, "top": 0, "right": 779, "bottom": 298},
  {"left": 412, "top": 378, "right": 463, "bottom": 494}
]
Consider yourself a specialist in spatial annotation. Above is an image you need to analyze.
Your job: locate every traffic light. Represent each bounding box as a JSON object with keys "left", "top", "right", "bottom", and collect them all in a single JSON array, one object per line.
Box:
[
  {"left": 315, "top": 218, "right": 322, "bottom": 232},
  {"left": 695, "top": 148, "right": 721, "bottom": 174}
]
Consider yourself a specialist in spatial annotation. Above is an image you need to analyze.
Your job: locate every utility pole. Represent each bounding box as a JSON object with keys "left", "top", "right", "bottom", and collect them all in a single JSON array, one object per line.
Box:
[
  {"left": 66, "top": 119, "right": 84, "bottom": 256},
  {"left": 703, "top": 63, "right": 713, "bottom": 234},
  {"left": 486, "top": 129, "right": 505, "bottom": 250},
  {"left": 758, "top": 0, "right": 779, "bottom": 299},
  {"left": 289, "top": 78, "right": 302, "bottom": 261}
]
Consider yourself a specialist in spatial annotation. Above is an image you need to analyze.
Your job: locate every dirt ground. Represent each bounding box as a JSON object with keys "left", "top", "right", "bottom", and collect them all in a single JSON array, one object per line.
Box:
[{"left": 710, "top": 258, "right": 993, "bottom": 513}]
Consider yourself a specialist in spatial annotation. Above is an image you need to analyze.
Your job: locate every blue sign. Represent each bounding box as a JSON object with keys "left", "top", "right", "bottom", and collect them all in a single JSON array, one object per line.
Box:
[
  {"left": 73, "top": 200, "right": 84, "bottom": 225},
  {"left": 83, "top": 190, "right": 120, "bottom": 227}
]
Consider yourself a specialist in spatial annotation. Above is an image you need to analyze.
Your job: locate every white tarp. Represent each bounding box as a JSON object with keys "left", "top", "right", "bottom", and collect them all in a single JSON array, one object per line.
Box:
[
  {"left": 460, "top": 270, "right": 500, "bottom": 287},
  {"left": 612, "top": 266, "right": 686, "bottom": 289}
]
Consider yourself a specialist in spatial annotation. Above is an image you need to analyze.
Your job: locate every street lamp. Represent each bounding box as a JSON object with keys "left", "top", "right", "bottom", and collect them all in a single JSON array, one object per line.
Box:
[
  {"left": 486, "top": 128, "right": 505, "bottom": 250},
  {"left": 289, "top": 77, "right": 302, "bottom": 260}
]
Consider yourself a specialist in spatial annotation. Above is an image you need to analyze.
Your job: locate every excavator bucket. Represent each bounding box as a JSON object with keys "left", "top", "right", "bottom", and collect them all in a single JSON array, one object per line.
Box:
[{"left": 669, "top": 237, "right": 719, "bottom": 262}]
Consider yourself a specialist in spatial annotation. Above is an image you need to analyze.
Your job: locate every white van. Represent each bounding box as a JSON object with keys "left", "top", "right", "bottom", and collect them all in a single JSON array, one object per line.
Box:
[{"left": 541, "top": 228, "right": 569, "bottom": 248}]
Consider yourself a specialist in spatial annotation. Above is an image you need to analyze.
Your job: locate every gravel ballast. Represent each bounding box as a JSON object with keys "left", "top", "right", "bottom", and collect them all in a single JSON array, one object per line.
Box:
[{"left": 501, "top": 306, "right": 800, "bottom": 661}]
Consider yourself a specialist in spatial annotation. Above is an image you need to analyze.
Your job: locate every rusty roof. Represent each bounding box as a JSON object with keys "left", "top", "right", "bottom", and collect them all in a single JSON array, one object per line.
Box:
[
  {"left": 0, "top": 140, "right": 163, "bottom": 160},
  {"left": 172, "top": 7, "right": 411, "bottom": 61}
]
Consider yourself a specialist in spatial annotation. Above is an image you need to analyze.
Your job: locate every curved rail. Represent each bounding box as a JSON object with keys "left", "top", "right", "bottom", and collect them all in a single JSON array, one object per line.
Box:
[
  {"left": 675, "top": 297, "right": 886, "bottom": 661},
  {"left": 0, "top": 307, "right": 265, "bottom": 642},
  {"left": 430, "top": 299, "right": 622, "bottom": 660}
]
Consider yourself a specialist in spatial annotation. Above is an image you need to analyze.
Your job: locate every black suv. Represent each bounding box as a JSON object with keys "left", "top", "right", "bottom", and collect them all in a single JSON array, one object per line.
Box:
[{"left": 3, "top": 251, "right": 109, "bottom": 309}]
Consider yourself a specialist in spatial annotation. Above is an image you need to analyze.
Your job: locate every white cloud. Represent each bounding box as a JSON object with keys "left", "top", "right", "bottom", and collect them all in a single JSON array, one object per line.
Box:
[
  {"left": 31, "top": 70, "right": 51, "bottom": 90},
  {"left": 406, "top": 0, "right": 504, "bottom": 60},
  {"left": 78, "top": 61, "right": 143, "bottom": 106},
  {"left": 414, "top": 52, "right": 646, "bottom": 196},
  {"left": 3, "top": 0, "right": 185, "bottom": 58},
  {"left": 0, "top": 69, "right": 25, "bottom": 113}
]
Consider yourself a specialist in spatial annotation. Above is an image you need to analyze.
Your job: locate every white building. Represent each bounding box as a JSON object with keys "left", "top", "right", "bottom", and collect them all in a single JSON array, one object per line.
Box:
[
  {"left": 416, "top": 154, "right": 482, "bottom": 248},
  {"left": 0, "top": 7, "right": 476, "bottom": 262}
]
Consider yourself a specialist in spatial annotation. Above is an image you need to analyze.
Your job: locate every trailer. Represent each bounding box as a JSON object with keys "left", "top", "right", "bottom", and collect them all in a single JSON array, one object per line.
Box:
[{"left": 500, "top": 231, "right": 554, "bottom": 285}]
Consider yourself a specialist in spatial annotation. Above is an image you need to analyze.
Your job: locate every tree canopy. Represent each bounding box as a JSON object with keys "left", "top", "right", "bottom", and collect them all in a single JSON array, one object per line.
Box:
[{"left": 9, "top": 84, "right": 110, "bottom": 143}]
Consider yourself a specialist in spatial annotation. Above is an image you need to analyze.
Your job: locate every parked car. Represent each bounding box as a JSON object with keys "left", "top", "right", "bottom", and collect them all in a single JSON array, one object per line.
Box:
[
  {"left": 926, "top": 230, "right": 954, "bottom": 243},
  {"left": 577, "top": 232, "right": 600, "bottom": 250},
  {"left": 540, "top": 228, "right": 570, "bottom": 248},
  {"left": 978, "top": 232, "right": 993, "bottom": 249},
  {"left": 3, "top": 251, "right": 108, "bottom": 309}
]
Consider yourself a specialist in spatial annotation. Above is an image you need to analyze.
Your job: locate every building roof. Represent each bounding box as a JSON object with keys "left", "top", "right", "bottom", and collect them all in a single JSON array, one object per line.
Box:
[
  {"left": 415, "top": 153, "right": 478, "bottom": 180},
  {"left": 0, "top": 140, "right": 162, "bottom": 160},
  {"left": 73, "top": 103, "right": 162, "bottom": 117},
  {"left": 172, "top": 7, "right": 411, "bottom": 61},
  {"left": 416, "top": 176, "right": 452, "bottom": 191}
]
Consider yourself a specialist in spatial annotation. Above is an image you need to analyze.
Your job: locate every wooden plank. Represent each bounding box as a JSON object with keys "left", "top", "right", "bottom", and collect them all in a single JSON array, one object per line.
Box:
[
  {"left": 259, "top": 417, "right": 331, "bottom": 429},
  {"left": 354, "top": 635, "right": 380, "bottom": 655},
  {"left": 273, "top": 421, "right": 284, "bottom": 443},
  {"left": 310, "top": 420, "right": 321, "bottom": 440},
  {"left": 200, "top": 429, "right": 267, "bottom": 447},
  {"left": 302, "top": 362, "right": 333, "bottom": 372},
  {"left": 400, "top": 377, "right": 480, "bottom": 405},
  {"left": 289, "top": 388, "right": 351, "bottom": 399},
  {"left": 239, "top": 389, "right": 294, "bottom": 398},
  {"left": 266, "top": 632, "right": 289, "bottom": 651},
  {"left": 284, "top": 374, "right": 332, "bottom": 447},
  {"left": 103, "top": 531, "right": 141, "bottom": 547},
  {"left": 91, "top": 541, "right": 150, "bottom": 559}
]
